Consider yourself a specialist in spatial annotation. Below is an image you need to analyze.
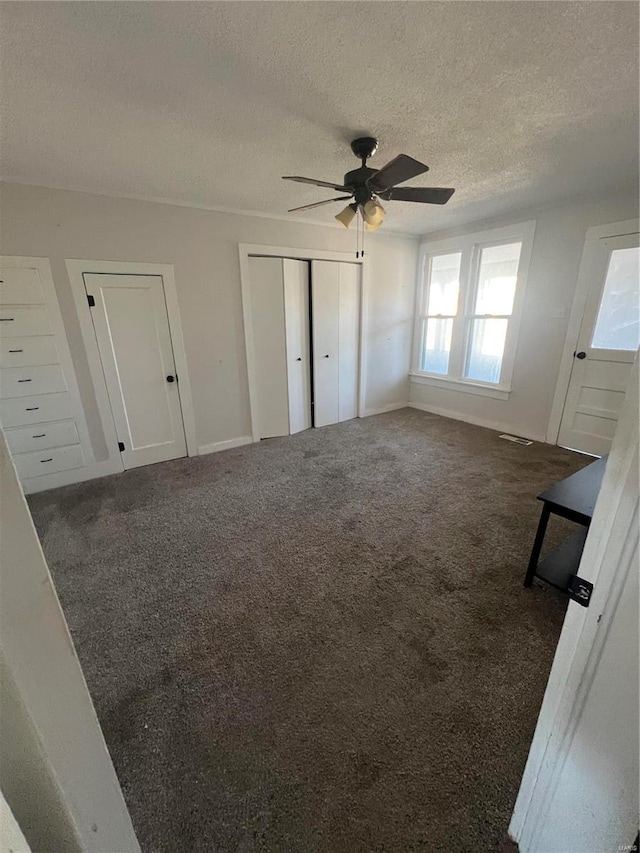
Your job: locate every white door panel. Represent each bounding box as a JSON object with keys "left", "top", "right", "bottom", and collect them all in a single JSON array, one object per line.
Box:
[
  {"left": 283, "top": 260, "right": 312, "bottom": 434},
  {"left": 84, "top": 273, "right": 186, "bottom": 469},
  {"left": 559, "top": 232, "right": 639, "bottom": 455},
  {"left": 311, "top": 261, "right": 360, "bottom": 428},
  {"left": 248, "top": 257, "right": 290, "bottom": 439},
  {"left": 311, "top": 261, "right": 341, "bottom": 428},
  {"left": 338, "top": 263, "right": 360, "bottom": 422}
]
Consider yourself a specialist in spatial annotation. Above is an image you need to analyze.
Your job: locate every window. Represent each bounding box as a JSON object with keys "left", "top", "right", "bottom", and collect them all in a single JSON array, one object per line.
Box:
[{"left": 413, "top": 221, "right": 535, "bottom": 397}]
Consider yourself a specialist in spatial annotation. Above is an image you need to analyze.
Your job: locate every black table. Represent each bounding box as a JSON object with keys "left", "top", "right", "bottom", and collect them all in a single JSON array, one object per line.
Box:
[{"left": 524, "top": 456, "right": 607, "bottom": 591}]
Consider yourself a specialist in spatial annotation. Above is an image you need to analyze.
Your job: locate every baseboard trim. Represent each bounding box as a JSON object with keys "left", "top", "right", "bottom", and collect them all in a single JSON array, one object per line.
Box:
[
  {"left": 21, "top": 458, "right": 123, "bottom": 495},
  {"left": 198, "top": 435, "right": 254, "bottom": 456},
  {"left": 362, "top": 402, "right": 408, "bottom": 417},
  {"left": 408, "top": 402, "right": 546, "bottom": 443}
]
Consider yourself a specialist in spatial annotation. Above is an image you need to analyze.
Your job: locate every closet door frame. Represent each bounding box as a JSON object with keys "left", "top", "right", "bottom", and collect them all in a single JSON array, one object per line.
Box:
[
  {"left": 66, "top": 259, "right": 198, "bottom": 472},
  {"left": 239, "top": 244, "right": 366, "bottom": 443}
]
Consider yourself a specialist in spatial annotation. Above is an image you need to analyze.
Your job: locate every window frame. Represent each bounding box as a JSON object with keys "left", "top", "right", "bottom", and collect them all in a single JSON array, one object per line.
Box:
[{"left": 411, "top": 220, "right": 536, "bottom": 399}]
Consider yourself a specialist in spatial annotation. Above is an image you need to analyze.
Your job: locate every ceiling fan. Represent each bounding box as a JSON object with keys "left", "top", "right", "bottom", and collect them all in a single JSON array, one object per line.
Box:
[{"left": 283, "top": 137, "right": 455, "bottom": 235}]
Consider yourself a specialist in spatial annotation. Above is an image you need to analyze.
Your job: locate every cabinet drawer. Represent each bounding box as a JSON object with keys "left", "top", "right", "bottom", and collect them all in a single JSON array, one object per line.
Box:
[
  {"left": 0, "top": 364, "right": 67, "bottom": 398},
  {"left": 0, "top": 268, "right": 44, "bottom": 305},
  {"left": 0, "top": 392, "right": 74, "bottom": 428},
  {"left": 0, "top": 335, "right": 59, "bottom": 368},
  {"left": 0, "top": 306, "right": 51, "bottom": 337},
  {"left": 4, "top": 419, "right": 79, "bottom": 454},
  {"left": 13, "top": 444, "right": 85, "bottom": 480}
]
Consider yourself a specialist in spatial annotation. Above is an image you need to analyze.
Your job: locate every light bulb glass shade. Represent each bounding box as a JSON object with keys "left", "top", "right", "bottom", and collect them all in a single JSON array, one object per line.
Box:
[
  {"left": 365, "top": 220, "right": 383, "bottom": 232},
  {"left": 363, "top": 199, "right": 385, "bottom": 226},
  {"left": 335, "top": 204, "right": 357, "bottom": 229}
]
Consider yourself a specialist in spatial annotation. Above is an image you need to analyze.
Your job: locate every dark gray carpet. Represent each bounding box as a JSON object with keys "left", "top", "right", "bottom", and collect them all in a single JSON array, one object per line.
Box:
[{"left": 28, "top": 409, "right": 586, "bottom": 853}]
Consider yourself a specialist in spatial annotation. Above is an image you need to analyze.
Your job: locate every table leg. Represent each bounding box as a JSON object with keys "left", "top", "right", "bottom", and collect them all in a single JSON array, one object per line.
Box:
[{"left": 524, "top": 504, "right": 551, "bottom": 587}]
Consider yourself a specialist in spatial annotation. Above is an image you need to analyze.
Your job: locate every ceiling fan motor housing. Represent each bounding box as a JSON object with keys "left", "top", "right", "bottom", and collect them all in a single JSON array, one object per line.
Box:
[{"left": 343, "top": 165, "right": 379, "bottom": 205}]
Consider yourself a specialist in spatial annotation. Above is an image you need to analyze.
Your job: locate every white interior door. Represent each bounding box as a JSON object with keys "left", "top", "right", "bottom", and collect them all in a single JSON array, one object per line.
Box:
[
  {"left": 337, "top": 263, "right": 360, "bottom": 422},
  {"left": 248, "top": 257, "right": 290, "bottom": 439},
  {"left": 312, "top": 261, "right": 341, "bottom": 428},
  {"left": 283, "top": 260, "right": 312, "bottom": 434},
  {"left": 84, "top": 273, "right": 187, "bottom": 469},
  {"left": 311, "top": 261, "right": 360, "bottom": 428},
  {"left": 558, "top": 232, "right": 639, "bottom": 455}
]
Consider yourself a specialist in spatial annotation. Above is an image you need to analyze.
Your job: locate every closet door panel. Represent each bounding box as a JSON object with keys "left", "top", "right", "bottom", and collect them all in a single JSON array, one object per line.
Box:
[
  {"left": 338, "top": 264, "right": 360, "bottom": 422},
  {"left": 283, "top": 260, "right": 311, "bottom": 434},
  {"left": 248, "top": 257, "right": 290, "bottom": 439},
  {"left": 311, "top": 261, "right": 340, "bottom": 428}
]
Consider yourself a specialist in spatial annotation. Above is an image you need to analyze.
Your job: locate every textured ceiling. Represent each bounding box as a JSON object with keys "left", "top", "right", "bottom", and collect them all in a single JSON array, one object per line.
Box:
[{"left": 1, "top": 2, "right": 638, "bottom": 235}]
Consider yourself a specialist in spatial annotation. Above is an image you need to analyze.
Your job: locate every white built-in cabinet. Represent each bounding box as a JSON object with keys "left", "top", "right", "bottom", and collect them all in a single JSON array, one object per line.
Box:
[
  {"left": 247, "top": 256, "right": 360, "bottom": 438},
  {"left": 0, "top": 257, "right": 93, "bottom": 491}
]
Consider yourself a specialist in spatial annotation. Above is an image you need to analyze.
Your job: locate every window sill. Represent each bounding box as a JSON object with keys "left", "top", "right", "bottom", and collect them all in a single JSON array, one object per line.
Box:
[{"left": 409, "top": 372, "right": 511, "bottom": 400}]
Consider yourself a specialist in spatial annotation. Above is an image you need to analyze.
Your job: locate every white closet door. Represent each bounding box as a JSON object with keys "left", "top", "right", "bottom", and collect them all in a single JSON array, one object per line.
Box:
[
  {"left": 84, "top": 273, "right": 187, "bottom": 469},
  {"left": 311, "top": 261, "right": 360, "bottom": 428},
  {"left": 283, "top": 260, "right": 312, "bottom": 434},
  {"left": 312, "top": 261, "right": 341, "bottom": 428},
  {"left": 248, "top": 257, "right": 290, "bottom": 438},
  {"left": 338, "top": 263, "right": 360, "bottom": 422}
]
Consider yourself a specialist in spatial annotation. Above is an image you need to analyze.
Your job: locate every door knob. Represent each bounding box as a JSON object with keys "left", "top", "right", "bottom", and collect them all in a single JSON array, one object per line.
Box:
[
  {"left": 575, "top": 351, "right": 586, "bottom": 360},
  {"left": 166, "top": 375, "right": 176, "bottom": 382}
]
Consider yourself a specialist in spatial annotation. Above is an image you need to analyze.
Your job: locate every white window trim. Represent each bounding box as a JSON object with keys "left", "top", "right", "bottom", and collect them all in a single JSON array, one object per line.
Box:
[{"left": 411, "top": 220, "right": 536, "bottom": 396}]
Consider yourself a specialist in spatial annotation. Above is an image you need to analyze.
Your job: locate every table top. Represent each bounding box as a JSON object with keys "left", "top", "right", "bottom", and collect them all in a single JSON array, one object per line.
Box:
[{"left": 538, "top": 455, "right": 607, "bottom": 521}]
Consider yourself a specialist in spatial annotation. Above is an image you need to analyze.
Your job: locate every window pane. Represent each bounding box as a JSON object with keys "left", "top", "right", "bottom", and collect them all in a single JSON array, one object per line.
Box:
[
  {"left": 475, "top": 242, "right": 522, "bottom": 315},
  {"left": 421, "top": 318, "right": 453, "bottom": 374},
  {"left": 427, "top": 252, "right": 461, "bottom": 314},
  {"left": 465, "top": 318, "right": 508, "bottom": 384},
  {"left": 591, "top": 247, "right": 640, "bottom": 350}
]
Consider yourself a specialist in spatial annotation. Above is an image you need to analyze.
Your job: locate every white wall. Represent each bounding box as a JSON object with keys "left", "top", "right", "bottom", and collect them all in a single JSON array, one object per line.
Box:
[
  {"left": 409, "top": 192, "right": 639, "bottom": 441},
  {"left": 0, "top": 434, "right": 140, "bottom": 851},
  {"left": 0, "top": 183, "right": 417, "bottom": 461}
]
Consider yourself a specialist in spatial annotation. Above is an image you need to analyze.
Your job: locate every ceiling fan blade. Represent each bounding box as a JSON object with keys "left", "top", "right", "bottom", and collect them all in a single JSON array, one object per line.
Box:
[
  {"left": 379, "top": 187, "right": 455, "bottom": 205},
  {"left": 283, "top": 176, "right": 350, "bottom": 191},
  {"left": 368, "top": 154, "right": 429, "bottom": 192},
  {"left": 288, "top": 196, "right": 352, "bottom": 212}
]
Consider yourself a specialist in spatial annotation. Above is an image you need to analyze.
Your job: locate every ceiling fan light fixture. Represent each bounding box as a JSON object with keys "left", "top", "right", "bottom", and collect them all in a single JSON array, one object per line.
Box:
[
  {"left": 365, "top": 220, "right": 383, "bottom": 232},
  {"left": 335, "top": 203, "right": 358, "bottom": 229},
  {"left": 363, "top": 199, "right": 385, "bottom": 226}
]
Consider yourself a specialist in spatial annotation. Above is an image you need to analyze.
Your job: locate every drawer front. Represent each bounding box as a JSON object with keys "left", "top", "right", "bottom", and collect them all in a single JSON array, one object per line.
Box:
[
  {"left": 0, "top": 364, "right": 67, "bottom": 398},
  {"left": 0, "top": 268, "right": 44, "bottom": 305},
  {"left": 0, "top": 335, "right": 59, "bottom": 368},
  {"left": 13, "top": 444, "right": 85, "bottom": 480},
  {"left": 0, "top": 392, "right": 74, "bottom": 428},
  {"left": 4, "top": 419, "right": 79, "bottom": 455},
  {"left": 0, "top": 306, "right": 51, "bottom": 337}
]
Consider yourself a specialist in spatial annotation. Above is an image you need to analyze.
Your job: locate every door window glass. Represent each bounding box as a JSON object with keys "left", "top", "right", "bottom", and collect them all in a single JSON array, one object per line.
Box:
[{"left": 591, "top": 247, "right": 640, "bottom": 350}]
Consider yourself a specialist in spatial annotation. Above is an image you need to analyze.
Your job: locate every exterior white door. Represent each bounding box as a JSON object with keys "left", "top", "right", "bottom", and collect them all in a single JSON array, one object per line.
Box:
[
  {"left": 283, "top": 260, "right": 312, "bottom": 434},
  {"left": 558, "top": 231, "right": 639, "bottom": 455},
  {"left": 311, "top": 261, "right": 360, "bottom": 428},
  {"left": 83, "top": 273, "right": 187, "bottom": 469}
]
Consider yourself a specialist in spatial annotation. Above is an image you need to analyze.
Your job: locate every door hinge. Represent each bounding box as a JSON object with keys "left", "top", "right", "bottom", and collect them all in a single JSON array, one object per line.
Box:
[
  {"left": 87, "top": 294, "right": 95, "bottom": 307},
  {"left": 567, "top": 574, "right": 593, "bottom": 607},
  {"left": 118, "top": 441, "right": 125, "bottom": 452}
]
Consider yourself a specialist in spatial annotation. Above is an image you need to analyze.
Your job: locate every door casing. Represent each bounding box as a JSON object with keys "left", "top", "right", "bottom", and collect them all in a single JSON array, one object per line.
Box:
[
  {"left": 547, "top": 219, "right": 639, "bottom": 446},
  {"left": 66, "top": 260, "right": 197, "bottom": 473}
]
